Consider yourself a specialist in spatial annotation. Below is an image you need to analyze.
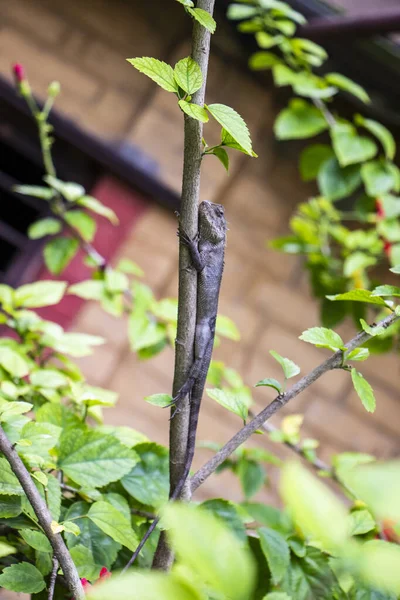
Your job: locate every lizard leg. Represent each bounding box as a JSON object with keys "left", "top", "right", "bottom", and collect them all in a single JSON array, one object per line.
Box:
[{"left": 178, "top": 227, "right": 205, "bottom": 272}]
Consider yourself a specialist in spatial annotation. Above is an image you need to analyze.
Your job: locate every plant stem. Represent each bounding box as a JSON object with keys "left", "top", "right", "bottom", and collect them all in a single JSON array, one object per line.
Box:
[
  {"left": 152, "top": 0, "right": 216, "bottom": 571},
  {"left": 190, "top": 312, "right": 398, "bottom": 492},
  {"left": 0, "top": 427, "right": 84, "bottom": 600},
  {"left": 48, "top": 557, "right": 59, "bottom": 600}
]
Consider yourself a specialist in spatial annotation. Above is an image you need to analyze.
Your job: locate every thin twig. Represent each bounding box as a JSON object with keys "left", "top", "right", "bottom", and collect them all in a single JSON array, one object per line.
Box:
[
  {"left": 48, "top": 556, "right": 59, "bottom": 600},
  {"left": 131, "top": 508, "right": 156, "bottom": 520},
  {"left": 0, "top": 427, "right": 84, "bottom": 599},
  {"left": 313, "top": 97, "right": 336, "bottom": 128},
  {"left": 190, "top": 312, "right": 398, "bottom": 492},
  {"left": 152, "top": 0, "right": 216, "bottom": 571}
]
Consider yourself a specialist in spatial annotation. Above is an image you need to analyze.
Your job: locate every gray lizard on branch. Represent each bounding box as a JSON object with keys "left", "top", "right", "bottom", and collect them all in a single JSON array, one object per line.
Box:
[{"left": 124, "top": 200, "right": 227, "bottom": 569}]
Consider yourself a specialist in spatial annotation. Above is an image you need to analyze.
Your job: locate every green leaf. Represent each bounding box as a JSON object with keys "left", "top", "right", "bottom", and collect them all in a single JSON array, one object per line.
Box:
[
  {"left": 0, "top": 562, "right": 45, "bottom": 594},
  {"left": 174, "top": 57, "right": 202, "bottom": 94},
  {"left": 63, "top": 520, "right": 81, "bottom": 536},
  {"left": 79, "top": 385, "right": 117, "bottom": 408},
  {"left": 351, "top": 369, "right": 376, "bottom": 413},
  {"left": 58, "top": 430, "right": 138, "bottom": 488},
  {"left": 65, "top": 501, "right": 120, "bottom": 570},
  {"left": 0, "top": 495, "right": 21, "bottom": 517},
  {"left": 325, "top": 73, "right": 370, "bottom": 103},
  {"left": 117, "top": 258, "right": 143, "bottom": 276},
  {"left": 349, "top": 509, "right": 376, "bottom": 536},
  {"left": 371, "top": 284, "right": 400, "bottom": 298},
  {"left": 44, "top": 175, "right": 85, "bottom": 201},
  {"left": 186, "top": 7, "right": 217, "bottom": 33},
  {"left": 249, "top": 51, "right": 280, "bottom": 70},
  {"left": 68, "top": 280, "right": 104, "bottom": 300},
  {"left": 361, "top": 160, "right": 397, "bottom": 196},
  {"left": 216, "top": 314, "right": 241, "bottom": 340},
  {"left": 87, "top": 571, "right": 201, "bottom": 600},
  {"left": 299, "top": 144, "right": 334, "bottom": 182},
  {"left": 355, "top": 539, "right": 400, "bottom": 595},
  {"left": 345, "top": 348, "right": 369, "bottom": 362},
  {"left": 76, "top": 195, "right": 119, "bottom": 225},
  {"left": 227, "top": 4, "right": 258, "bottom": 19},
  {"left": 178, "top": 100, "right": 208, "bottom": 123},
  {"left": 162, "top": 503, "right": 256, "bottom": 600},
  {"left": 255, "top": 378, "right": 282, "bottom": 393},
  {"left": 88, "top": 500, "right": 138, "bottom": 551},
  {"left": 274, "top": 99, "right": 328, "bottom": 140},
  {"left": 145, "top": 393, "right": 173, "bottom": 407},
  {"left": 19, "top": 422, "right": 61, "bottom": 458},
  {"left": 327, "top": 290, "right": 389, "bottom": 307},
  {"left": 211, "top": 147, "right": 230, "bottom": 171},
  {"left": 0, "top": 458, "right": 23, "bottom": 495},
  {"left": 14, "top": 280, "right": 66, "bottom": 308},
  {"left": 263, "top": 594, "right": 292, "bottom": 600},
  {"left": 64, "top": 210, "right": 96, "bottom": 242},
  {"left": 237, "top": 459, "right": 265, "bottom": 498},
  {"left": 129, "top": 311, "right": 166, "bottom": 352},
  {"left": 318, "top": 157, "right": 362, "bottom": 201},
  {"left": 280, "top": 461, "right": 349, "bottom": 551},
  {"left": 121, "top": 442, "right": 169, "bottom": 508},
  {"left": 31, "top": 368, "right": 69, "bottom": 388},
  {"left": 201, "top": 498, "right": 247, "bottom": 542},
  {"left": 13, "top": 184, "right": 55, "bottom": 200},
  {"left": 176, "top": 0, "right": 193, "bottom": 6},
  {"left": 0, "top": 347, "right": 30, "bottom": 377},
  {"left": 344, "top": 252, "right": 377, "bottom": 277},
  {"left": 360, "top": 319, "right": 386, "bottom": 336},
  {"left": 207, "top": 103, "right": 255, "bottom": 157},
  {"left": 207, "top": 387, "right": 249, "bottom": 420},
  {"left": 0, "top": 401, "right": 33, "bottom": 422},
  {"left": 355, "top": 114, "right": 396, "bottom": 160},
  {"left": 127, "top": 57, "right": 179, "bottom": 92},
  {"left": 259, "top": 527, "right": 290, "bottom": 585},
  {"left": 269, "top": 350, "right": 300, "bottom": 379},
  {"left": 0, "top": 541, "right": 17, "bottom": 558},
  {"left": 44, "top": 237, "right": 79, "bottom": 275},
  {"left": 69, "top": 544, "right": 100, "bottom": 581},
  {"left": 20, "top": 529, "right": 52, "bottom": 553},
  {"left": 331, "top": 123, "right": 377, "bottom": 167},
  {"left": 299, "top": 327, "right": 345, "bottom": 352},
  {"left": 28, "top": 217, "right": 62, "bottom": 239}
]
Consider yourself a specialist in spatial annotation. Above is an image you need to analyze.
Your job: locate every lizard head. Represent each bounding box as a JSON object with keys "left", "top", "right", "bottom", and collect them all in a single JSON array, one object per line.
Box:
[{"left": 199, "top": 201, "right": 226, "bottom": 244}]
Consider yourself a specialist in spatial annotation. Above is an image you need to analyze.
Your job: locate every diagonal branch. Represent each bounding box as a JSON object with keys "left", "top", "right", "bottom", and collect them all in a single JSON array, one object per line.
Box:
[
  {"left": 190, "top": 311, "right": 398, "bottom": 492},
  {"left": 0, "top": 427, "right": 84, "bottom": 600}
]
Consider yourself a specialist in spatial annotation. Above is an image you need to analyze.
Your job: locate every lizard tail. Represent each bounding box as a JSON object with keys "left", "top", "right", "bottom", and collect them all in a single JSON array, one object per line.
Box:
[{"left": 123, "top": 400, "right": 201, "bottom": 571}]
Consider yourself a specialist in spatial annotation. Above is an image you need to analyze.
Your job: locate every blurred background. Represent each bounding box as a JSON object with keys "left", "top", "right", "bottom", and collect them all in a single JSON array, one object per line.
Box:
[{"left": 0, "top": 0, "right": 399, "bottom": 511}]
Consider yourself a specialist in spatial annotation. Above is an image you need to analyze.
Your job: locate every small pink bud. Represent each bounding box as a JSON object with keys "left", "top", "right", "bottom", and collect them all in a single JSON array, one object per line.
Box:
[
  {"left": 12, "top": 63, "right": 25, "bottom": 83},
  {"left": 99, "top": 567, "right": 111, "bottom": 580},
  {"left": 80, "top": 578, "right": 92, "bottom": 590}
]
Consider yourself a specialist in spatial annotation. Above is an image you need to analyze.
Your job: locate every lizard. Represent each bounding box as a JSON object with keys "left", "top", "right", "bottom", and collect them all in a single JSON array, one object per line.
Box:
[{"left": 124, "top": 200, "right": 227, "bottom": 569}]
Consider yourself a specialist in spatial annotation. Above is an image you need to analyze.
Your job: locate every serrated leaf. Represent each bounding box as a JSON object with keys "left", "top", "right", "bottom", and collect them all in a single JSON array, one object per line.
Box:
[
  {"left": 259, "top": 527, "right": 290, "bottom": 585},
  {"left": 331, "top": 123, "right": 377, "bottom": 167},
  {"left": 327, "top": 290, "right": 388, "bottom": 307},
  {"left": 121, "top": 442, "right": 169, "bottom": 508},
  {"left": 207, "top": 103, "right": 255, "bottom": 157},
  {"left": 299, "top": 327, "right": 345, "bottom": 352},
  {"left": 20, "top": 529, "right": 52, "bottom": 553},
  {"left": 255, "top": 378, "right": 282, "bottom": 393},
  {"left": 69, "top": 544, "right": 100, "bottom": 581},
  {"left": 274, "top": 99, "right": 328, "bottom": 140},
  {"left": 299, "top": 144, "right": 334, "bottom": 182},
  {"left": 0, "top": 458, "right": 23, "bottom": 495},
  {"left": 0, "top": 495, "right": 21, "bottom": 517},
  {"left": 269, "top": 350, "right": 300, "bottom": 379},
  {"left": 211, "top": 147, "right": 229, "bottom": 171},
  {"left": 325, "top": 73, "right": 370, "bottom": 103},
  {"left": 355, "top": 114, "right": 396, "bottom": 160},
  {"left": 161, "top": 503, "right": 256, "bottom": 600},
  {"left": 88, "top": 500, "right": 138, "bottom": 551},
  {"left": 345, "top": 348, "right": 369, "bottom": 362},
  {"left": 360, "top": 319, "right": 386, "bottom": 336},
  {"left": 201, "top": 498, "right": 247, "bottom": 542},
  {"left": 361, "top": 160, "right": 397, "bottom": 196},
  {"left": 14, "top": 280, "right": 66, "bottom": 308},
  {"left": 178, "top": 100, "right": 208, "bottom": 122},
  {"left": 174, "top": 57, "right": 203, "bottom": 94},
  {"left": 58, "top": 430, "right": 138, "bottom": 488},
  {"left": 371, "top": 285, "right": 400, "bottom": 298},
  {"left": 0, "top": 562, "right": 45, "bottom": 594},
  {"left": 187, "top": 7, "right": 217, "bottom": 33},
  {"left": 145, "top": 393, "right": 173, "bottom": 407},
  {"left": 237, "top": 458, "right": 265, "bottom": 499},
  {"left": 28, "top": 217, "right": 62, "bottom": 239},
  {"left": 76, "top": 195, "right": 119, "bottom": 225},
  {"left": 44, "top": 237, "right": 79, "bottom": 275},
  {"left": 64, "top": 210, "right": 96, "bottom": 242},
  {"left": 351, "top": 369, "right": 376, "bottom": 412},
  {"left": 349, "top": 509, "right": 376, "bottom": 536},
  {"left": 127, "top": 57, "right": 178, "bottom": 92},
  {"left": 207, "top": 387, "right": 249, "bottom": 420}
]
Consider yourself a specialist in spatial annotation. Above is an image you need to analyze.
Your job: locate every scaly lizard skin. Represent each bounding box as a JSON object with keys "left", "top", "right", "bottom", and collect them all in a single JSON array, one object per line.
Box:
[{"left": 125, "top": 201, "right": 227, "bottom": 568}]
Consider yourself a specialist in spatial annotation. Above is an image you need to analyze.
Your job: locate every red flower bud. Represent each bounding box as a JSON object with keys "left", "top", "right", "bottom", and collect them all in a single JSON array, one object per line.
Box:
[
  {"left": 12, "top": 63, "right": 25, "bottom": 84},
  {"left": 99, "top": 567, "right": 111, "bottom": 580},
  {"left": 376, "top": 198, "right": 385, "bottom": 218},
  {"left": 384, "top": 241, "right": 392, "bottom": 257}
]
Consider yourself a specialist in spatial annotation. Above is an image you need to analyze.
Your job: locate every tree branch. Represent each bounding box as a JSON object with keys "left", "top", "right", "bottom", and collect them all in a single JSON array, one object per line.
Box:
[
  {"left": 0, "top": 427, "right": 84, "bottom": 600},
  {"left": 48, "top": 557, "right": 59, "bottom": 600},
  {"left": 152, "top": 0, "right": 216, "bottom": 570},
  {"left": 190, "top": 312, "right": 398, "bottom": 492}
]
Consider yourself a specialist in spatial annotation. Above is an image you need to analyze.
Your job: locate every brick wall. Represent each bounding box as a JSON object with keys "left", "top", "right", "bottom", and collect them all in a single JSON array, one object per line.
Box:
[{"left": 0, "top": 0, "right": 399, "bottom": 511}]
